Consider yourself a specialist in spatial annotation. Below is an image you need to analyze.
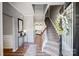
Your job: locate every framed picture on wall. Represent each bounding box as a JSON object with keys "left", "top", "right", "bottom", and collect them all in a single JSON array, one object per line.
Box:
[{"left": 18, "top": 18, "right": 23, "bottom": 33}]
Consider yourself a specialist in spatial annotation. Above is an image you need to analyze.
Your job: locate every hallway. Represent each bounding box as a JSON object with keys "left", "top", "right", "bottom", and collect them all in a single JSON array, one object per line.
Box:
[
  {"left": 24, "top": 17, "right": 60, "bottom": 56},
  {"left": 0, "top": 2, "right": 74, "bottom": 56}
]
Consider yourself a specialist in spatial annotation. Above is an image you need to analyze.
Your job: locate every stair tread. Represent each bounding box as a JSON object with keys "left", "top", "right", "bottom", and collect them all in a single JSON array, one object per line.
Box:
[
  {"left": 46, "top": 43, "right": 59, "bottom": 49},
  {"left": 43, "top": 49, "right": 59, "bottom": 56},
  {"left": 44, "top": 46, "right": 59, "bottom": 53}
]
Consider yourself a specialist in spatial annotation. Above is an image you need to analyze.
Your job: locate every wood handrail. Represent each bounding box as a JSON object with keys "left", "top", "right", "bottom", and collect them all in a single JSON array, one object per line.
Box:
[{"left": 41, "top": 27, "right": 47, "bottom": 35}]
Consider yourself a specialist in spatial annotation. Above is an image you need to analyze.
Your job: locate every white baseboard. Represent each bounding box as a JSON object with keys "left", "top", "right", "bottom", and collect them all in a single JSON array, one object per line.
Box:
[{"left": 13, "top": 47, "right": 18, "bottom": 52}]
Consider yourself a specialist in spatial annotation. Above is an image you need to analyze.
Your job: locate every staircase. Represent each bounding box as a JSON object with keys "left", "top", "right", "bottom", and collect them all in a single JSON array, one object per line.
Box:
[{"left": 43, "top": 17, "right": 60, "bottom": 56}]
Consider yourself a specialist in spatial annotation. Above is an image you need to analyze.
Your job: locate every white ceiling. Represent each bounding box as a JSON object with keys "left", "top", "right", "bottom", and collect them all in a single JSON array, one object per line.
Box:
[
  {"left": 33, "top": 4, "right": 46, "bottom": 15},
  {"left": 33, "top": 4, "right": 47, "bottom": 22},
  {"left": 9, "top": 2, "right": 64, "bottom": 16},
  {"left": 9, "top": 2, "right": 34, "bottom": 16}
]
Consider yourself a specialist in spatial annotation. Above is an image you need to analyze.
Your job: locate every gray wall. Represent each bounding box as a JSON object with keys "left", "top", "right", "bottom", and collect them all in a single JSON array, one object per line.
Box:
[
  {"left": 3, "top": 14, "right": 13, "bottom": 35},
  {"left": 0, "top": 2, "right": 3, "bottom": 56},
  {"left": 3, "top": 14, "right": 13, "bottom": 49},
  {"left": 50, "top": 5, "right": 61, "bottom": 22},
  {"left": 24, "top": 16, "right": 34, "bottom": 43},
  {"left": 3, "top": 2, "right": 24, "bottom": 51}
]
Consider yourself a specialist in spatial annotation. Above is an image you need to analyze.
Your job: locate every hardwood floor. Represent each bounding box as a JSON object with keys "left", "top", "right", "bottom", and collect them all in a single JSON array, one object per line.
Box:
[
  {"left": 4, "top": 43, "right": 29, "bottom": 56},
  {"left": 34, "top": 34, "right": 43, "bottom": 51},
  {"left": 34, "top": 34, "right": 51, "bottom": 56}
]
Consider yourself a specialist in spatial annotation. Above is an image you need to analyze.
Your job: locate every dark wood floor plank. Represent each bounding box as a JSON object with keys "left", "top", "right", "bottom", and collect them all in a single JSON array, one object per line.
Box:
[{"left": 3, "top": 43, "right": 29, "bottom": 56}]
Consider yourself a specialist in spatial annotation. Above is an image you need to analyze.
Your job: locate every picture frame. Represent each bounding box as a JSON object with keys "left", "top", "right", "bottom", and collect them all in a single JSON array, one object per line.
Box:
[{"left": 18, "top": 18, "right": 23, "bottom": 33}]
